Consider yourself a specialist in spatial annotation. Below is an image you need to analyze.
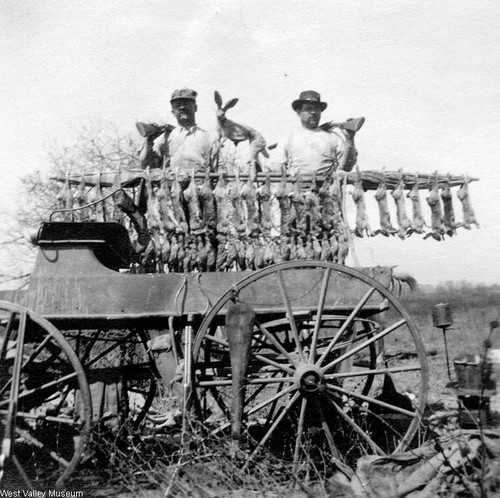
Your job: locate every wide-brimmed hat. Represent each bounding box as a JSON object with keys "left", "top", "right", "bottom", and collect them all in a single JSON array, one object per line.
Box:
[
  {"left": 170, "top": 88, "right": 198, "bottom": 102},
  {"left": 292, "top": 90, "right": 327, "bottom": 112}
]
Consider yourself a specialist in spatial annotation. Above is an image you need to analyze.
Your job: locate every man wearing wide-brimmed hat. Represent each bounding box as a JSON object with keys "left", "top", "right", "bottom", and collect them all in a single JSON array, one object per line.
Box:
[{"left": 277, "top": 90, "right": 358, "bottom": 177}]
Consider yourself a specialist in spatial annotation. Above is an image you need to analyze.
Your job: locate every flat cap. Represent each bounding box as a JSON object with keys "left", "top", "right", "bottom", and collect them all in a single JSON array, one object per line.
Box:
[{"left": 170, "top": 88, "right": 198, "bottom": 102}]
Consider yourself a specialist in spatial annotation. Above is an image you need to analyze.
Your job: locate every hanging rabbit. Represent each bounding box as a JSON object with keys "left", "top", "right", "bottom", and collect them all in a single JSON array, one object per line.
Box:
[{"left": 214, "top": 91, "right": 269, "bottom": 176}]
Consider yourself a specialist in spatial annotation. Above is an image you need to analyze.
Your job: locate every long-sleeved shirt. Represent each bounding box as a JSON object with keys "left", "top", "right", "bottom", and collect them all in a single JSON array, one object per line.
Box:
[{"left": 276, "top": 126, "right": 357, "bottom": 177}]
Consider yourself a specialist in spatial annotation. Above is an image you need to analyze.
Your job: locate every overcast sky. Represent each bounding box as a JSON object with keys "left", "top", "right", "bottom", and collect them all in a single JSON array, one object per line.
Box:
[{"left": 1, "top": 0, "right": 499, "bottom": 285}]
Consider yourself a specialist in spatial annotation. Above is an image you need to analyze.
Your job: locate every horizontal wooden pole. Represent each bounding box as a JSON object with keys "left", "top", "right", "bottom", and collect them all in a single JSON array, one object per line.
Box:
[{"left": 51, "top": 168, "right": 478, "bottom": 191}]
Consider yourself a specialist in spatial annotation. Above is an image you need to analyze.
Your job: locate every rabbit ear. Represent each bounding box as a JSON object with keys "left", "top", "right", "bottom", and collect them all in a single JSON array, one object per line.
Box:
[
  {"left": 223, "top": 98, "right": 239, "bottom": 112},
  {"left": 214, "top": 91, "right": 223, "bottom": 108}
]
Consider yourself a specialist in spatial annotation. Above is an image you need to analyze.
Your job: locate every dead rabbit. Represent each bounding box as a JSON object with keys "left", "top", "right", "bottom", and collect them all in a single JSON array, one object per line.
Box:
[{"left": 214, "top": 91, "right": 269, "bottom": 175}]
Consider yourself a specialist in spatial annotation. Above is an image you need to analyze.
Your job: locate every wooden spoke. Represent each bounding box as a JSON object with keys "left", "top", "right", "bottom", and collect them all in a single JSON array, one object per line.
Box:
[
  {"left": 204, "top": 334, "right": 228, "bottom": 348},
  {"left": 309, "top": 267, "right": 331, "bottom": 362},
  {"left": 198, "top": 376, "right": 294, "bottom": 387},
  {"left": 204, "top": 373, "right": 285, "bottom": 426},
  {"left": 243, "top": 391, "right": 300, "bottom": 470},
  {"left": 326, "top": 383, "right": 415, "bottom": 418},
  {"left": 0, "top": 372, "right": 79, "bottom": 409},
  {"left": 245, "top": 384, "right": 297, "bottom": 419},
  {"left": 51, "top": 384, "right": 75, "bottom": 414},
  {"left": 277, "top": 271, "right": 305, "bottom": 362},
  {"left": 205, "top": 333, "right": 295, "bottom": 375},
  {"left": 324, "top": 393, "right": 386, "bottom": 455},
  {"left": 244, "top": 372, "right": 280, "bottom": 409},
  {"left": 292, "top": 397, "right": 307, "bottom": 473},
  {"left": 255, "top": 321, "right": 299, "bottom": 367},
  {"left": 314, "top": 398, "right": 344, "bottom": 462},
  {"left": 208, "top": 386, "right": 231, "bottom": 420},
  {"left": 326, "top": 329, "right": 378, "bottom": 353},
  {"left": 251, "top": 354, "right": 294, "bottom": 375},
  {"left": 0, "top": 334, "right": 75, "bottom": 397},
  {"left": 211, "top": 384, "right": 297, "bottom": 435},
  {"left": 11, "top": 454, "right": 33, "bottom": 489},
  {"left": 14, "top": 426, "right": 71, "bottom": 467},
  {"left": 264, "top": 374, "right": 290, "bottom": 432},
  {"left": 1, "top": 410, "right": 82, "bottom": 427},
  {"left": 83, "top": 331, "right": 135, "bottom": 368},
  {"left": 316, "top": 286, "right": 376, "bottom": 367},
  {"left": 0, "top": 311, "right": 16, "bottom": 361},
  {"left": 251, "top": 333, "right": 282, "bottom": 356},
  {"left": 21, "top": 334, "right": 53, "bottom": 369},
  {"left": 127, "top": 387, "right": 152, "bottom": 396},
  {"left": 325, "top": 364, "right": 421, "bottom": 381},
  {"left": 323, "top": 319, "right": 407, "bottom": 372}
]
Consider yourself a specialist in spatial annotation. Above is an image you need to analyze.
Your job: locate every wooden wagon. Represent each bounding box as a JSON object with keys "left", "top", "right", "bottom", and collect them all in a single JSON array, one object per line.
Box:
[{"left": 3, "top": 166, "right": 474, "bottom": 488}]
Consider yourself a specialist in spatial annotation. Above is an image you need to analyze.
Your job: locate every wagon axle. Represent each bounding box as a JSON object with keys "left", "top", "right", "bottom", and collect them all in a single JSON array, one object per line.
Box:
[{"left": 294, "top": 364, "right": 326, "bottom": 394}]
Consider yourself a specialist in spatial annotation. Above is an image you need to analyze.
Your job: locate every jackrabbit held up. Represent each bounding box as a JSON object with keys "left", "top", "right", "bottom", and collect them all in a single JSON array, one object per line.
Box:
[{"left": 214, "top": 91, "right": 269, "bottom": 176}]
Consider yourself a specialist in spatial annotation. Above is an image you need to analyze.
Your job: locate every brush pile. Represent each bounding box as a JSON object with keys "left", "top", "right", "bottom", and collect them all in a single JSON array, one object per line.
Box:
[{"left": 329, "top": 429, "right": 500, "bottom": 498}]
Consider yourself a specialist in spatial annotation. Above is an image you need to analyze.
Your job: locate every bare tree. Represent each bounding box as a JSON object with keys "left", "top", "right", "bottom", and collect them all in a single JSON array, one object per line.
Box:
[{"left": 1, "top": 121, "right": 140, "bottom": 287}]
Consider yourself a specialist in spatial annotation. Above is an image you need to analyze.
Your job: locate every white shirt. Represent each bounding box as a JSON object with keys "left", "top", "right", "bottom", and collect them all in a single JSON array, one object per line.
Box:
[
  {"left": 153, "top": 125, "right": 212, "bottom": 174},
  {"left": 277, "top": 126, "right": 350, "bottom": 177}
]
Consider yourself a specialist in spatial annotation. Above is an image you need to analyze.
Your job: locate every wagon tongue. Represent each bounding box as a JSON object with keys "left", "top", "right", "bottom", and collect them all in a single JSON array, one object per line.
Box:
[{"left": 225, "top": 302, "right": 256, "bottom": 445}]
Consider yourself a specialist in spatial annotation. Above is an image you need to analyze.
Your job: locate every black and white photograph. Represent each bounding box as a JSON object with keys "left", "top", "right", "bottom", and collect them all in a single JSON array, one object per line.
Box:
[{"left": 1, "top": 1, "right": 499, "bottom": 496}]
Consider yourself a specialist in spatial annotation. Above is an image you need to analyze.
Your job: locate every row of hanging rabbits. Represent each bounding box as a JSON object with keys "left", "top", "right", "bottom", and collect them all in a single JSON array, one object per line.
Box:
[{"left": 350, "top": 169, "right": 478, "bottom": 241}]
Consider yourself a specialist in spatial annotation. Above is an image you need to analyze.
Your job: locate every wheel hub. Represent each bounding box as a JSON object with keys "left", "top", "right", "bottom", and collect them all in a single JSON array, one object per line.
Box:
[{"left": 294, "top": 364, "right": 325, "bottom": 394}]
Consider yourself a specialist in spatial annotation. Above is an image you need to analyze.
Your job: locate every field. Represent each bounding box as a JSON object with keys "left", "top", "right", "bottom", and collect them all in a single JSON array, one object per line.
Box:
[{"left": 400, "top": 284, "right": 500, "bottom": 408}]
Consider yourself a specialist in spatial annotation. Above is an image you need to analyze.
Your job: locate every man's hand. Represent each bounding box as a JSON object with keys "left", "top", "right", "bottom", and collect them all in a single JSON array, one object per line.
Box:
[
  {"left": 320, "top": 117, "right": 365, "bottom": 139},
  {"left": 343, "top": 117, "right": 365, "bottom": 133},
  {"left": 136, "top": 122, "right": 175, "bottom": 143}
]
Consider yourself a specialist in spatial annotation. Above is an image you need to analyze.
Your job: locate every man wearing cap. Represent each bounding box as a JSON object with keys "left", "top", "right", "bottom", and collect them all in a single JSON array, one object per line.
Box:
[
  {"left": 277, "top": 90, "right": 358, "bottom": 177},
  {"left": 151, "top": 88, "right": 213, "bottom": 177}
]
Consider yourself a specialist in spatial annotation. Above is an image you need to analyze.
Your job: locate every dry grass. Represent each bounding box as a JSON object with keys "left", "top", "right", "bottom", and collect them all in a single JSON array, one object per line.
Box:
[
  {"left": 73, "top": 412, "right": 500, "bottom": 497},
  {"left": 74, "top": 419, "right": 329, "bottom": 497}
]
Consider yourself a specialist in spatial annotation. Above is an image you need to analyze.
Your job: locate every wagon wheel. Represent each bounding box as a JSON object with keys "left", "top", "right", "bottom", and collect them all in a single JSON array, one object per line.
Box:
[
  {"left": 191, "top": 261, "right": 428, "bottom": 474},
  {"left": 65, "top": 328, "right": 157, "bottom": 429},
  {"left": 0, "top": 301, "right": 92, "bottom": 489}
]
